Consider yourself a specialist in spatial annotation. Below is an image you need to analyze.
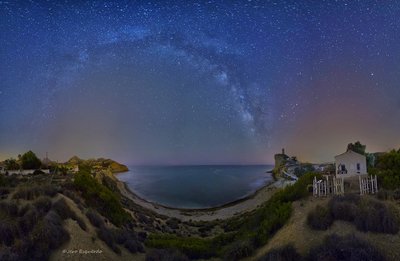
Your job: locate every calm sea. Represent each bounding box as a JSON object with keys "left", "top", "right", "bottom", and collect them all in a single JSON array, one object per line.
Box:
[{"left": 116, "top": 165, "right": 273, "bottom": 209}]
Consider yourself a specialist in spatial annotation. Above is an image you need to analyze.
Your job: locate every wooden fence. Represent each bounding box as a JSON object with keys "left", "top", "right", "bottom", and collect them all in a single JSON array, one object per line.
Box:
[
  {"left": 359, "top": 175, "right": 378, "bottom": 195},
  {"left": 313, "top": 176, "right": 344, "bottom": 197}
]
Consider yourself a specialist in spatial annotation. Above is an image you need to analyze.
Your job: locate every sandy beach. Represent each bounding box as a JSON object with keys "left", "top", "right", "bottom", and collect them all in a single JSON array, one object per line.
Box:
[{"left": 115, "top": 174, "right": 294, "bottom": 222}]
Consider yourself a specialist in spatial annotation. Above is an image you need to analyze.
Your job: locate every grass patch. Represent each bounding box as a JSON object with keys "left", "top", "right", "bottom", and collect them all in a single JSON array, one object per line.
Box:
[{"left": 146, "top": 234, "right": 215, "bottom": 259}]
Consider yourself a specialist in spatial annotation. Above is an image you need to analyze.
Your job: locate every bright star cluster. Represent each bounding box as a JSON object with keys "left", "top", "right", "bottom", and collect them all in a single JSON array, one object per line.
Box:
[{"left": 1, "top": 1, "right": 399, "bottom": 164}]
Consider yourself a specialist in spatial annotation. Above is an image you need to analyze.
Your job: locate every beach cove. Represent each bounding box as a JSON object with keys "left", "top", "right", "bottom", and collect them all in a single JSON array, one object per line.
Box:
[{"left": 114, "top": 171, "right": 295, "bottom": 222}]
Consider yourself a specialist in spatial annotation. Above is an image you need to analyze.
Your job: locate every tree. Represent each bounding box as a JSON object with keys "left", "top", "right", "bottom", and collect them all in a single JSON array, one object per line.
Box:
[
  {"left": 21, "top": 151, "right": 42, "bottom": 170},
  {"left": 370, "top": 149, "right": 400, "bottom": 190},
  {"left": 347, "top": 141, "right": 366, "bottom": 155},
  {"left": 4, "top": 158, "right": 20, "bottom": 170}
]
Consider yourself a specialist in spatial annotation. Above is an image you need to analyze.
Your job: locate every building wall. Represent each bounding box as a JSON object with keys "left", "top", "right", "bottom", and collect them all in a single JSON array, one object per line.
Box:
[
  {"left": 4, "top": 169, "right": 50, "bottom": 175},
  {"left": 335, "top": 150, "right": 367, "bottom": 177}
]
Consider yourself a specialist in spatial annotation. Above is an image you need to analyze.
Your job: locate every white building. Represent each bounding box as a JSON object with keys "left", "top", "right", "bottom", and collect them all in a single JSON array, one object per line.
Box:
[{"left": 335, "top": 150, "right": 367, "bottom": 177}]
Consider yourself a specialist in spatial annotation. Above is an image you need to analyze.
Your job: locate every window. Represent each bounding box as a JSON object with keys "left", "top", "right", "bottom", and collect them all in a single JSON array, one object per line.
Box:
[{"left": 357, "top": 163, "right": 360, "bottom": 170}]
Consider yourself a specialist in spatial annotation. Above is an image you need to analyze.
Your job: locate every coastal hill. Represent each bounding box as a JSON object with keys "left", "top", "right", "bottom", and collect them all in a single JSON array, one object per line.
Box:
[
  {"left": 1, "top": 148, "right": 399, "bottom": 260},
  {"left": 66, "top": 156, "right": 129, "bottom": 173}
]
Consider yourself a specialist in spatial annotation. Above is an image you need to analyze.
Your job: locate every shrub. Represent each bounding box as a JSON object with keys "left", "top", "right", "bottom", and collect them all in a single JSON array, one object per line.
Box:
[
  {"left": 29, "top": 211, "right": 70, "bottom": 260},
  {"left": 18, "top": 206, "right": 40, "bottom": 236},
  {"left": 53, "top": 198, "right": 86, "bottom": 231},
  {"left": 97, "top": 226, "right": 120, "bottom": 254},
  {"left": 12, "top": 186, "right": 40, "bottom": 200},
  {"left": 328, "top": 194, "right": 360, "bottom": 223},
  {"left": 33, "top": 196, "right": 52, "bottom": 214},
  {"left": 259, "top": 244, "right": 303, "bottom": 261},
  {"left": 145, "top": 248, "right": 189, "bottom": 261},
  {"left": 325, "top": 195, "right": 400, "bottom": 234},
  {"left": 53, "top": 198, "right": 76, "bottom": 220},
  {"left": 166, "top": 218, "right": 180, "bottom": 229},
  {"left": 74, "top": 170, "right": 131, "bottom": 226},
  {"left": 0, "top": 201, "right": 19, "bottom": 216},
  {"left": 253, "top": 201, "right": 292, "bottom": 247},
  {"left": 125, "top": 239, "right": 144, "bottom": 253},
  {"left": 102, "top": 175, "right": 120, "bottom": 194},
  {"left": 0, "top": 187, "right": 10, "bottom": 198},
  {"left": 393, "top": 189, "right": 400, "bottom": 200},
  {"left": 223, "top": 239, "right": 254, "bottom": 261},
  {"left": 12, "top": 185, "right": 57, "bottom": 200},
  {"left": 0, "top": 220, "right": 18, "bottom": 246},
  {"left": 86, "top": 209, "right": 105, "bottom": 228},
  {"left": 355, "top": 198, "right": 399, "bottom": 234},
  {"left": 308, "top": 234, "right": 385, "bottom": 261},
  {"left": 307, "top": 205, "right": 333, "bottom": 230},
  {"left": 377, "top": 190, "right": 391, "bottom": 200},
  {"left": 146, "top": 234, "right": 214, "bottom": 259},
  {"left": 372, "top": 149, "right": 400, "bottom": 190},
  {"left": 62, "top": 189, "right": 84, "bottom": 206},
  {"left": 110, "top": 228, "right": 144, "bottom": 253}
]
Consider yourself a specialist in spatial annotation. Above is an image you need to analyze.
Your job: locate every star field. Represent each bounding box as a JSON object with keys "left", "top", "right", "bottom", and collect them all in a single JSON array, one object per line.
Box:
[{"left": 1, "top": 1, "right": 399, "bottom": 164}]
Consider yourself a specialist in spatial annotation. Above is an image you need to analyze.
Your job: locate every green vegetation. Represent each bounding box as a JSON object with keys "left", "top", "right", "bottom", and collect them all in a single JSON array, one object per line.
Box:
[
  {"left": 21, "top": 150, "right": 42, "bottom": 170},
  {"left": 145, "top": 248, "right": 189, "bottom": 261},
  {"left": 347, "top": 141, "right": 366, "bottom": 155},
  {"left": 294, "top": 163, "right": 314, "bottom": 177},
  {"left": 73, "top": 168, "right": 131, "bottom": 226},
  {"left": 146, "top": 234, "right": 215, "bottom": 259},
  {"left": 308, "top": 195, "right": 400, "bottom": 234},
  {"left": 369, "top": 149, "right": 400, "bottom": 190},
  {"left": 4, "top": 158, "right": 19, "bottom": 170},
  {"left": 146, "top": 172, "right": 321, "bottom": 259}
]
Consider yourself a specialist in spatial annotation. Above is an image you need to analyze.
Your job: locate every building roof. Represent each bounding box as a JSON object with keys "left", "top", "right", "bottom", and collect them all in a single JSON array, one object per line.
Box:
[{"left": 335, "top": 150, "right": 366, "bottom": 159}]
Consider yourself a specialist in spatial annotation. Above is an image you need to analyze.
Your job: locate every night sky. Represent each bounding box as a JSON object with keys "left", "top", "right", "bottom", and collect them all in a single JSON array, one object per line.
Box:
[{"left": 1, "top": 1, "right": 399, "bottom": 165}]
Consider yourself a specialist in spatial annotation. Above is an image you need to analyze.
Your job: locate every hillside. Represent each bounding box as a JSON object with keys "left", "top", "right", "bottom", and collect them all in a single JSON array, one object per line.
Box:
[
  {"left": 1, "top": 150, "right": 400, "bottom": 261},
  {"left": 248, "top": 195, "right": 400, "bottom": 261},
  {"left": 66, "top": 156, "right": 129, "bottom": 173}
]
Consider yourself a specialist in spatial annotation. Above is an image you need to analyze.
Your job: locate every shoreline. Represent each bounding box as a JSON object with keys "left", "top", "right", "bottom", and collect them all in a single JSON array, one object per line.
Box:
[{"left": 114, "top": 170, "right": 294, "bottom": 221}]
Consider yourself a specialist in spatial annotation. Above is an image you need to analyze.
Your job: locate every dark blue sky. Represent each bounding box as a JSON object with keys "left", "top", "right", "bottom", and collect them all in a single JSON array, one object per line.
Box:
[{"left": 1, "top": 1, "right": 399, "bottom": 164}]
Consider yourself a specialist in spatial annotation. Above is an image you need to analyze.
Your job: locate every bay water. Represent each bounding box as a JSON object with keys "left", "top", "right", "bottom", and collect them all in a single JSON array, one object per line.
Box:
[{"left": 116, "top": 165, "right": 273, "bottom": 209}]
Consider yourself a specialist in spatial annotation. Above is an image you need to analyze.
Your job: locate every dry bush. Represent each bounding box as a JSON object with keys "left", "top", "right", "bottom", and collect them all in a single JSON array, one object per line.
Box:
[
  {"left": 308, "top": 234, "right": 385, "bottom": 261},
  {"left": 259, "top": 244, "right": 303, "bottom": 261},
  {"left": 307, "top": 205, "right": 333, "bottom": 230},
  {"left": 86, "top": 209, "right": 105, "bottom": 228}
]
